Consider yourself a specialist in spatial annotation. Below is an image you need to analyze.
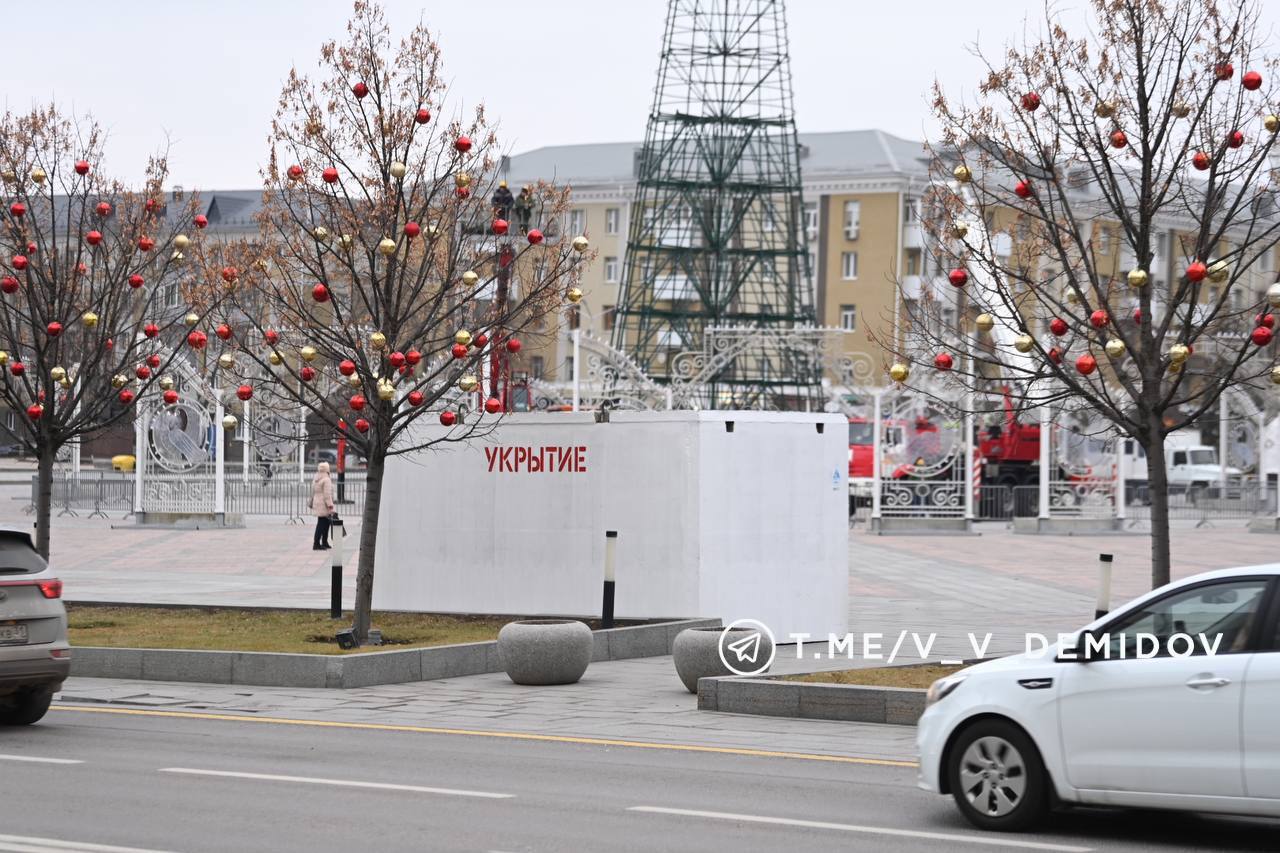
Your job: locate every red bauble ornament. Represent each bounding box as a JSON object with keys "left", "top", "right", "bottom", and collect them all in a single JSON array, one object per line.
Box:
[
  {"left": 1186, "top": 260, "right": 1208, "bottom": 282},
  {"left": 388, "top": 351, "right": 406, "bottom": 369},
  {"left": 85, "top": 230, "right": 103, "bottom": 246},
  {"left": 25, "top": 242, "right": 35, "bottom": 255},
  {"left": 407, "top": 390, "right": 425, "bottom": 407},
  {"left": 162, "top": 389, "right": 179, "bottom": 406},
  {"left": 403, "top": 221, "right": 421, "bottom": 239},
  {"left": 339, "top": 359, "right": 356, "bottom": 376},
  {"left": 1014, "top": 180, "right": 1033, "bottom": 199},
  {"left": 1192, "top": 151, "right": 1211, "bottom": 170},
  {"left": 1228, "top": 130, "right": 1245, "bottom": 148},
  {"left": 1048, "top": 347, "right": 1063, "bottom": 364},
  {"left": 135, "top": 365, "right": 151, "bottom": 380},
  {"left": 527, "top": 229, "right": 544, "bottom": 245},
  {"left": 144, "top": 323, "right": 160, "bottom": 338},
  {"left": 948, "top": 268, "right": 968, "bottom": 287},
  {"left": 933, "top": 352, "right": 954, "bottom": 371},
  {"left": 492, "top": 219, "right": 509, "bottom": 235},
  {"left": 8, "top": 362, "right": 23, "bottom": 377},
  {"left": 506, "top": 338, "right": 522, "bottom": 353},
  {"left": 1109, "top": 130, "right": 1128, "bottom": 149},
  {"left": 439, "top": 410, "right": 456, "bottom": 426},
  {"left": 137, "top": 236, "right": 154, "bottom": 252},
  {"left": 1090, "top": 310, "right": 1110, "bottom": 328},
  {"left": 118, "top": 389, "right": 135, "bottom": 405},
  {"left": 472, "top": 334, "right": 488, "bottom": 349},
  {"left": 145, "top": 198, "right": 159, "bottom": 214},
  {"left": 405, "top": 349, "right": 422, "bottom": 365},
  {"left": 26, "top": 404, "right": 43, "bottom": 421},
  {"left": 221, "top": 266, "right": 238, "bottom": 283},
  {"left": 105, "top": 338, "right": 113, "bottom": 351},
  {"left": 146, "top": 354, "right": 161, "bottom": 369},
  {"left": 456, "top": 186, "right": 471, "bottom": 199},
  {"left": 1133, "top": 307, "right": 1143, "bottom": 323},
  {"left": 312, "top": 283, "right": 330, "bottom": 302},
  {"left": 484, "top": 398, "right": 502, "bottom": 414},
  {"left": 1050, "top": 317, "right": 1069, "bottom": 336},
  {"left": 1216, "top": 61, "right": 1235, "bottom": 81},
  {"left": 1, "top": 276, "right": 18, "bottom": 294},
  {"left": 454, "top": 135, "right": 472, "bottom": 153},
  {"left": 451, "top": 343, "right": 468, "bottom": 359},
  {"left": 75, "top": 262, "right": 88, "bottom": 276},
  {"left": 354, "top": 418, "right": 370, "bottom": 433},
  {"left": 265, "top": 329, "right": 280, "bottom": 345},
  {"left": 9, "top": 202, "right": 25, "bottom": 217},
  {"left": 1076, "top": 354, "right": 1098, "bottom": 375},
  {"left": 194, "top": 214, "right": 209, "bottom": 229},
  {"left": 1021, "top": 92, "right": 1041, "bottom": 111},
  {"left": 74, "top": 160, "right": 90, "bottom": 176},
  {"left": 415, "top": 108, "right": 431, "bottom": 124},
  {"left": 46, "top": 322, "right": 62, "bottom": 337},
  {"left": 1256, "top": 313, "right": 1275, "bottom": 329},
  {"left": 322, "top": 167, "right": 339, "bottom": 184},
  {"left": 349, "top": 394, "right": 366, "bottom": 411},
  {"left": 129, "top": 273, "right": 144, "bottom": 288},
  {"left": 1252, "top": 326, "right": 1274, "bottom": 346},
  {"left": 287, "top": 164, "right": 304, "bottom": 181},
  {"left": 215, "top": 323, "right": 232, "bottom": 340},
  {"left": 352, "top": 81, "right": 369, "bottom": 99},
  {"left": 11, "top": 255, "right": 27, "bottom": 271},
  {"left": 187, "top": 330, "right": 207, "bottom": 349},
  {"left": 95, "top": 202, "right": 111, "bottom": 217},
  {"left": 300, "top": 366, "right": 316, "bottom": 382},
  {"left": 236, "top": 384, "right": 253, "bottom": 401},
  {"left": 1243, "top": 70, "right": 1263, "bottom": 90}
]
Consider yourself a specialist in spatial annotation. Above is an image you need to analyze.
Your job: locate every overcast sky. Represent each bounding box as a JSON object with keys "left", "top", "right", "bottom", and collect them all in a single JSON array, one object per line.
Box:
[{"left": 9, "top": 0, "right": 1279, "bottom": 189}]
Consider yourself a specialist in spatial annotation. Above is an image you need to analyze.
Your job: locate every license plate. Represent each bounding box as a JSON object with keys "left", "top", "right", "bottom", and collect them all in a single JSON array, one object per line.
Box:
[{"left": 0, "top": 623, "right": 27, "bottom": 644}]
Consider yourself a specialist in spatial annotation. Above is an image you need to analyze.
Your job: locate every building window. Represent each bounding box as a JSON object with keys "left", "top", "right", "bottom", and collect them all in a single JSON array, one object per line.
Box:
[
  {"left": 165, "top": 281, "right": 179, "bottom": 308},
  {"left": 568, "top": 306, "right": 581, "bottom": 330},
  {"left": 905, "top": 249, "right": 921, "bottom": 276},
  {"left": 563, "top": 356, "right": 572, "bottom": 379},
  {"left": 530, "top": 356, "right": 545, "bottom": 379},
  {"left": 839, "top": 304, "right": 857, "bottom": 331},
  {"left": 603, "top": 305, "right": 616, "bottom": 330},
  {"left": 604, "top": 256, "right": 619, "bottom": 283},
  {"left": 804, "top": 201, "right": 818, "bottom": 236},
  {"left": 807, "top": 251, "right": 816, "bottom": 278},
  {"left": 605, "top": 208, "right": 620, "bottom": 235},
  {"left": 904, "top": 197, "right": 919, "bottom": 222},
  {"left": 841, "top": 251, "right": 858, "bottom": 280},
  {"left": 1264, "top": 249, "right": 1275, "bottom": 273},
  {"left": 1096, "top": 225, "right": 1112, "bottom": 255},
  {"left": 568, "top": 209, "right": 585, "bottom": 237},
  {"left": 843, "top": 200, "right": 861, "bottom": 240}
]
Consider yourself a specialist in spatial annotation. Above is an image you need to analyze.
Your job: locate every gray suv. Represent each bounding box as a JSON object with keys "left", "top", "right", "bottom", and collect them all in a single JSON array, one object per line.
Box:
[{"left": 0, "top": 530, "right": 69, "bottom": 724}]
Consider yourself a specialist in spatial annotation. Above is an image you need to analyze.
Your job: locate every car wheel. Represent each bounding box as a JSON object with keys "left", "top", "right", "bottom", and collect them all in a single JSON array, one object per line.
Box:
[
  {"left": 0, "top": 686, "right": 55, "bottom": 725},
  {"left": 947, "top": 719, "right": 1049, "bottom": 831}
]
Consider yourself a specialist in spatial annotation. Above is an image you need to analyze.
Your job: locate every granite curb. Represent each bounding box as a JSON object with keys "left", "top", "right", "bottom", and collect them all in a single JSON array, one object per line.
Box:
[{"left": 697, "top": 675, "right": 926, "bottom": 726}]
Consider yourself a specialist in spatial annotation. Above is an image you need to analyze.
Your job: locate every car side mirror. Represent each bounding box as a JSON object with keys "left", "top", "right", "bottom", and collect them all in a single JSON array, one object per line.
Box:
[{"left": 1055, "top": 630, "right": 1096, "bottom": 663}]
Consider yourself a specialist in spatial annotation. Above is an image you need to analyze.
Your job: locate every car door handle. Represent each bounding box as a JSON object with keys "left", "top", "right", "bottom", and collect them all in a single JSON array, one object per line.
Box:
[{"left": 1185, "top": 676, "right": 1231, "bottom": 689}]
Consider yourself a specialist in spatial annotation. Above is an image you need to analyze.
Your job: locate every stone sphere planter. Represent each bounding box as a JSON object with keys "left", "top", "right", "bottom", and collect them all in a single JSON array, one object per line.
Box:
[
  {"left": 497, "top": 619, "right": 593, "bottom": 685},
  {"left": 672, "top": 626, "right": 773, "bottom": 693}
]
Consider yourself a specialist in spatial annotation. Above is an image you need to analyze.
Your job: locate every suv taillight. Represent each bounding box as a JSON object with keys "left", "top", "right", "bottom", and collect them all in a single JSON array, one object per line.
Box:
[{"left": 37, "top": 579, "right": 62, "bottom": 599}]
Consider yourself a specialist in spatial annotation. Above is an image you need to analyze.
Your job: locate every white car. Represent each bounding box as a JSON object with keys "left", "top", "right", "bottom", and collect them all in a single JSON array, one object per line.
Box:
[
  {"left": 917, "top": 564, "right": 1280, "bottom": 831},
  {"left": 0, "top": 530, "right": 69, "bottom": 725}
]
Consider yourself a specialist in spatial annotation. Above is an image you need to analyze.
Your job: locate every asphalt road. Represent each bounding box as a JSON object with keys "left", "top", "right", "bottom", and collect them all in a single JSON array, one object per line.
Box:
[{"left": 0, "top": 707, "right": 1275, "bottom": 853}]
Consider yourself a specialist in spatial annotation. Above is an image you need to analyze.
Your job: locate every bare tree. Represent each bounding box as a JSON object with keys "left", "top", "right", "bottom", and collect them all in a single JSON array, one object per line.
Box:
[
  {"left": 0, "top": 105, "right": 215, "bottom": 557},
  {"left": 893, "top": 0, "right": 1280, "bottom": 588},
  {"left": 226, "top": 1, "right": 587, "bottom": 642}
]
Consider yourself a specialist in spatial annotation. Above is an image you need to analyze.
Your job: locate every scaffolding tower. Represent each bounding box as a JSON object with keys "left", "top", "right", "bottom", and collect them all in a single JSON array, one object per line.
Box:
[{"left": 611, "top": 0, "right": 820, "bottom": 409}]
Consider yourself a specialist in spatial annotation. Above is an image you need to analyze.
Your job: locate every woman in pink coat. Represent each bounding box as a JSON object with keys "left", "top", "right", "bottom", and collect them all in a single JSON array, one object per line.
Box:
[{"left": 311, "top": 462, "right": 336, "bottom": 550}]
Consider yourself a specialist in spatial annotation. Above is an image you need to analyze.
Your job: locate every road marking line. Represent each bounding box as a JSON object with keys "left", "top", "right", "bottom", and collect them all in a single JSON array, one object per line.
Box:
[
  {"left": 0, "top": 753, "right": 83, "bottom": 765},
  {"left": 0, "top": 835, "right": 179, "bottom": 853},
  {"left": 626, "top": 807, "right": 1093, "bottom": 852},
  {"left": 157, "top": 767, "right": 513, "bottom": 799},
  {"left": 51, "top": 705, "right": 918, "bottom": 768}
]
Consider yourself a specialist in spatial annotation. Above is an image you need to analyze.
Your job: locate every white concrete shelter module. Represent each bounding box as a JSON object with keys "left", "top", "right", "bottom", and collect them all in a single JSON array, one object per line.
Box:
[{"left": 374, "top": 411, "right": 849, "bottom": 638}]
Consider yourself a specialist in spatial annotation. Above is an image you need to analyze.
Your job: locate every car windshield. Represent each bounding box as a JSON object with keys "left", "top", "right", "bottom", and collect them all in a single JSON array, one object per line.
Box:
[
  {"left": 1188, "top": 449, "right": 1217, "bottom": 465},
  {"left": 0, "top": 535, "right": 46, "bottom": 574},
  {"left": 848, "top": 423, "right": 873, "bottom": 444}
]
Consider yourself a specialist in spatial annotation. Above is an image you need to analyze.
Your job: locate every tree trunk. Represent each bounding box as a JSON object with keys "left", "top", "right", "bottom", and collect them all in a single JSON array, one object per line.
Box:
[
  {"left": 351, "top": 452, "right": 385, "bottom": 642},
  {"left": 34, "top": 443, "right": 54, "bottom": 560},
  {"left": 1145, "top": 419, "right": 1171, "bottom": 590}
]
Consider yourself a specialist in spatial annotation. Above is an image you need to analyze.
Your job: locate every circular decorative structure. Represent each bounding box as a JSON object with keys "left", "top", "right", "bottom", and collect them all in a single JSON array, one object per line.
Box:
[
  {"left": 148, "top": 402, "right": 213, "bottom": 472},
  {"left": 672, "top": 626, "right": 774, "bottom": 693},
  {"left": 496, "top": 619, "right": 593, "bottom": 686}
]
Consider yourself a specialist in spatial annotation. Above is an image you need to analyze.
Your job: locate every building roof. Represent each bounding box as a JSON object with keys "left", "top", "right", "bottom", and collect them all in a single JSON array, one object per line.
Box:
[{"left": 504, "top": 130, "right": 929, "bottom": 187}]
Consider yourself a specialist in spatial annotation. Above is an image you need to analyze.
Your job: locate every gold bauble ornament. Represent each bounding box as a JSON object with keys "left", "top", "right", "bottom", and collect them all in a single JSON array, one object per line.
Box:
[
  {"left": 370, "top": 331, "right": 387, "bottom": 350},
  {"left": 953, "top": 164, "right": 972, "bottom": 183},
  {"left": 950, "top": 222, "right": 969, "bottom": 240},
  {"left": 347, "top": 373, "right": 362, "bottom": 388},
  {"left": 222, "top": 414, "right": 239, "bottom": 430},
  {"left": 82, "top": 311, "right": 99, "bottom": 329},
  {"left": 461, "top": 270, "right": 479, "bottom": 287},
  {"left": 0, "top": 169, "right": 15, "bottom": 183},
  {"left": 158, "top": 375, "right": 175, "bottom": 391},
  {"left": 426, "top": 223, "right": 439, "bottom": 238},
  {"left": 1169, "top": 344, "right": 1190, "bottom": 364},
  {"left": 1094, "top": 100, "right": 1116, "bottom": 118},
  {"left": 338, "top": 234, "right": 354, "bottom": 250},
  {"left": 1271, "top": 366, "right": 1280, "bottom": 385},
  {"left": 111, "top": 374, "right": 128, "bottom": 389},
  {"left": 1064, "top": 288, "right": 1080, "bottom": 304},
  {"left": 268, "top": 350, "right": 284, "bottom": 366},
  {"left": 1172, "top": 102, "right": 1191, "bottom": 118},
  {"left": 0, "top": 351, "right": 8, "bottom": 366},
  {"left": 454, "top": 172, "right": 471, "bottom": 188},
  {"left": 1207, "top": 260, "right": 1229, "bottom": 283},
  {"left": 50, "top": 366, "right": 66, "bottom": 382},
  {"left": 171, "top": 251, "right": 186, "bottom": 263},
  {"left": 459, "top": 374, "right": 479, "bottom": 393},
  {"left": 390, "top": 162, "right": 407, "bottom": 179},
  {"left": 1014, "top": 334, "right": 1035, "bottom": 353},
  {"left": 300, "top": 345, "right": 317, "bottom": 362},
  {"left": 572, "top": 235, "right": 590, "bottom": 253},
  {"left": 30, "top": 167, "right": 46, "bottom": 184},
  {"left": 184, "top": 312, "right": 200, "bottom": 327},
  {"left": 1105, "top": 338, "right": 1126, "bottom": 358},
  {"left": 173, "top": 234, "right": 190, "bottom": 250},
  {"left": 1126, "top": 268, "right": 1149, "bottom": 288},
  {"left": 888, "top": 362, "right": 910, "bottom": 382},
  {"left": 567, "top": 286, "right": 584, "bottom": 304},
  {"left": 313, "top": 226, "right": 331, "bottom": 242},
  {"left": 377, "top": 378, "right": 395, "bottom": 401},
  {"left": 1268, "top": 282, "right": 1280, "bottom": 308},
  {"left": 1266, "top": 115, "right": 1280, "bottom": 134},
  {"left": 454, "top": 330, "right": 473, "bottom": 346},
  {"left": 975, "top": 313, "right": 995, "bottom": 333},
  {"left": 217, "top": 353, "right": 235, "bottom": 370},
  {"left": 378, "top": 238, "right": 397, "bottom": 255}
]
